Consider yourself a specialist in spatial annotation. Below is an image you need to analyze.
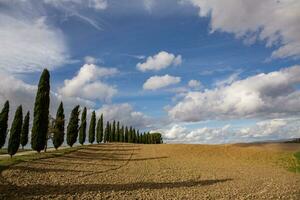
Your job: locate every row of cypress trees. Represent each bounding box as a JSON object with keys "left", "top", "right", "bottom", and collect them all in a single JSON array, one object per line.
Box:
[
  {"left": 0, "top": 102, "right": 31, "bottom": 157},
  {"left": 0, "top": 69, "right": 162, "bottom": 157},
  {"left": 64, "top": 105, "right": 162, "bottom": 147}
]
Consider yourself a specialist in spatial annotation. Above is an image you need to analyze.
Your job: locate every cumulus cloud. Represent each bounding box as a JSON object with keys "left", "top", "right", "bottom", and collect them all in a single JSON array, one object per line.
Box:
[
  {"left": 96, "top": 103, "right": 152, "bottom": 128},
  {"left": 0, "top": 73, "right": 94, "bottom": 125},
  {"left": 169, "top": 65, "right": 300, "bottom": 122},
  {"left": 185, "top": 0, "right": 300, "bottom": 59},
  {"left": 137, "top": 51, "right": 182, "bottom": 72},
  {"left": 188, "top": 80, "right": 201, "bottom": 89},
  {"left": 0, "top": 14, "right": 69, "bottom": 73},
  {"left": 143, "top": 74, "right": 181, "bottom": 90},
  {"left": 59, "top": 64, "right": 118, "bottom": 102},
  {"left": 156, "top": 118, "right": 300, "bottom": 144}
]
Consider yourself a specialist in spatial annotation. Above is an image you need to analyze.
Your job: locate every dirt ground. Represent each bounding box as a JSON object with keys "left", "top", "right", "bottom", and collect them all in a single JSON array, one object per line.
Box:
[{"left": 0, "top": 143, "right": 299, "bottom": 199}]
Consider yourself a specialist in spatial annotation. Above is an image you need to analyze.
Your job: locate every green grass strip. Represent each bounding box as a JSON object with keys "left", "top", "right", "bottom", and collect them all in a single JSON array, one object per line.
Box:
[{"left": 0, "top": 146, "right": 83, "bottom": 172}]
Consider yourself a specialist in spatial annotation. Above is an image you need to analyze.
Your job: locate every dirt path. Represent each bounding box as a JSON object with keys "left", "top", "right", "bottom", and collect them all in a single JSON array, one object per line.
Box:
[{"left": 0, "top": 143, "right": 299, "bottom": 199}]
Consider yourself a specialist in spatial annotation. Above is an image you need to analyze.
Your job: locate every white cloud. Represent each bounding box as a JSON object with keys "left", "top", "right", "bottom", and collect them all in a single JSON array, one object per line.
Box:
[
  {"left": 156, "top": 118, "right": 300, "bottom": 144},
  {"left": 137, "top": 51, "right": 182, "bottom": 72},
  {"left": 185, "top": 0, "right": 300, "bottom": 59},
  {"left": 0, "top": 14, "right": 69, "bottom": 73},
  {"left": 214, "top": 72, "right": 240, "bottom": 87},
  {"left": 143, "top": 0, "right": 156, "bottom": 12},
  {"left": 0, "top": 72, "right": 94, "bottom": 126},
  {"left": 188, "top": 80, "right": 201, "bottom": 89},
  {"left": 59, "top": 64, "right": 118, "bottom": 102},
  {"left": 96, "top": 103, "right": 152, "bottom": 128},
  {"left": 84, "top": 56, "right": 103, "bottom": 64},
  {"left": 169, "top": 65, "right": 300, "bottom": 122},
  {"left": 44, "top": 0, "right": 108, "bottom": 10},
  {"left": 143, "top": 74, "right": 181, "bottom": 90}
]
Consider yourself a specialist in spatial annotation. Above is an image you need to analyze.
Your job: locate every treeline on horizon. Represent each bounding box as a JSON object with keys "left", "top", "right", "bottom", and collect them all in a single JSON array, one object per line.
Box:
[{"left": 0, "top": 69, "right": 163, "bottom": 157}]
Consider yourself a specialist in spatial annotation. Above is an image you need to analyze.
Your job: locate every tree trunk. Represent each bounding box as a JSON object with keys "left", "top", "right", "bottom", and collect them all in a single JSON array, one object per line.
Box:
[{"left": 44, "top": 142, "right": 47, "bottom": 152}]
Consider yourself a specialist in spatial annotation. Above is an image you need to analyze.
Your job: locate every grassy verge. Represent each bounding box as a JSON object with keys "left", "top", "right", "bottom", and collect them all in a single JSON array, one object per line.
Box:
[
  {"left": 0, "top": 146, "right": 83, "bottom": 172},
  {"left": 0, "top": 149, "right": 31, "bottom": 155},
  {"left": 289, "top": 151, "right": 300, "bottom": 173}
]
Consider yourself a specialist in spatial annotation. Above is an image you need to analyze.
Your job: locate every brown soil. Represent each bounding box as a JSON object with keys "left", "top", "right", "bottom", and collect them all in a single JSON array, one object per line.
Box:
[{"left": 0, "top": 143, "right": 299, "bottom": 199}]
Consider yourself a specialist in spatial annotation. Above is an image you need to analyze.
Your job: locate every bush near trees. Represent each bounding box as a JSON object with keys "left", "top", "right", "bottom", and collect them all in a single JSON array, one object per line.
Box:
[
  {"left": 8, "top": 105, "right": 23, "bottom": 157},
  {"left": 0, "top": 101, "right": 9, "bottom": 149},
  {"left": 20, "top": 111, "right": 30, "bottom": 149},
  {"left": 79, "top": 107, "right": 87, "bottom": 145},
  {"left": 1, "top": 69, "right": 163, "bottom": 155},
  {"left": 31, "top": 69, "right": 50, "bottom": 153},
  {"left": 52, "top": 102, "right": 65, "bottom": 149},
  {"left": 67, "top": 105, "right": 80, "bottom": 147}
]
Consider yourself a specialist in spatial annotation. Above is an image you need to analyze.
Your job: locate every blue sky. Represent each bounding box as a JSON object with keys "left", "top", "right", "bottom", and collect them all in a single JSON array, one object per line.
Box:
[{"left": 1, "top": 0, "right": 300, "bottom": 143}]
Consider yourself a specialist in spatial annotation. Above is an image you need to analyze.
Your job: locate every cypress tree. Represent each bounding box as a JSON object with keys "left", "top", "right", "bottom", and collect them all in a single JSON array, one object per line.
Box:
[
  {"left": 20, "top": 111, "right": 30, "bottom": 149},
  {"left": 8, "top": 105, "right": 23, "bottom": 157},
  {"left": 96, "top": 114, "right": 103, "bottom": 143},
  {"left": 88, "top": 111, "right": 96, "bottom": 144},
  {"left": 52, "top": 102, "right": 65, "bottom": 149},
  {"left": 116, "top": 121, "right": 120, "bottom": 142},
  {"left": 112, "top": 120, "right": 116, "bottom": 142},
  {"left": 79, "top": 107, "right": 87, "bottom": 145},
  {"left": 31, "top": 69, "right": 50, "bottom": 152},
  {"left": 0, "top": 101, "right": 9, "bottom": 148},
  {"left": 107, "top": 121, "right": 110, "bottom": 142},
  {"left": 142, "top": 133, "right": 145, "bottom": 144},
  {"left": 125, "top": 126, "right": 129, "bottom": 143},
  {"left": 121, "top": 126, "right": 124, "bottom": 142},
  {"left": 67, "top": 105, "right": 80, "bottom": 147},
  {"left": 104, "top": 121, "right": 109, "bottom": 143},
  {"left": 109, "top": 122, "right": 112, "bottom": 142},
  {"left": 136, "top": 130, "right": 140, "bottom": 144},
  {"left": 146, "top": 132, "right": 150, "bottom": 144},
  {"left": 129, "top": 126, "right": 133, "bottom": 143},
  {"left": 133, "top": 128, "right": 136, "bottom": 143},
  {"left": 107, "top": 122, "right": 111, "bottom": 142}
]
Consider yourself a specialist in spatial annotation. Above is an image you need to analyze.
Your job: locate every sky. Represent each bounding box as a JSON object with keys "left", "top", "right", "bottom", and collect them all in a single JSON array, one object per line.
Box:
[{"left": 1, "top": 0, "right": 300, "bottom": 144}]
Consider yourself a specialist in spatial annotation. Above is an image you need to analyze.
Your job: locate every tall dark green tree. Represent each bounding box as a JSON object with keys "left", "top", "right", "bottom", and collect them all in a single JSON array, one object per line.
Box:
[
  {"left": 109, "top": 122, "right": 112, "bottom": 142},
  {"left": 116, "top": 121, "right": 120, "bottom": 142},
  {"left": 0, "top": 101, "right": 9, "bottom": 149},
  {"left": 31, "top": 69, "right": 50, "bottom": 152},
  {"left": 96, "top": 114, "right": 103, "bottom": 143},
  {"left": 8, "top": 105, "right": 23, "bottom": 157},
  {"left": 142, "top": 133, "right": 146, "bottom": 144},
  {"left": 125, "top": 126, "right": 129, "bottom": 143},
  {"left": 132, "top": 128, "right": 136, "bottom": 143},
  {"left": 136, "top": 130, "right": 140, "bottom": 144},
  {"left": 120, "top": 126, "right": 124, "bottom": 142},
  {"left": 20, "top": 111, "right": 30, "bottom": 149},
  {"left": 112, "top": 120, "right": 116, "bottom": 142},
  {"left": 67, "top": 105, "right": 80, "bottom": 147},
  {"left": 88, "top": 111, "right": 96, "bottom": 144},
  {"left": 104, "top": 121, "right": 109, "bottom": 143},
  {"left": 129, "top": 126, "right": 133, "bottom": 143},
  {"left": 52, "top": 102, "right": 65, "bottom": 149},
  {"left": 79, "top": 107, "right": 87, "bottom": 145}
]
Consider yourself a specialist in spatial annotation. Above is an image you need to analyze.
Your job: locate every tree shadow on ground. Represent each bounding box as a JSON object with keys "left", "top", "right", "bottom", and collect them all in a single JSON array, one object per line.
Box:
[
  {"left": 8, "top": 165, "right": 95, "bottom": 174},
  {"left": 31, "top": 160, "right": 117, "bottom": 167},
  {"left": 1, "top": 179, "right": 233, "bottom": 197}
]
